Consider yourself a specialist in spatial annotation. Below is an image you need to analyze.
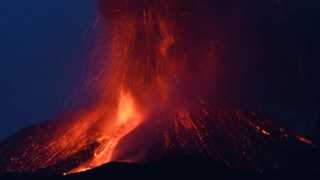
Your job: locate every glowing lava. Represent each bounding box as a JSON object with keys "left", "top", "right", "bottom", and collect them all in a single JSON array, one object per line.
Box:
[
  {"left": 0, "top": 0, "right": 315, "bottom": 176},
  {"left": 67, "top": 91, "right": 144, "bottom": 174}
]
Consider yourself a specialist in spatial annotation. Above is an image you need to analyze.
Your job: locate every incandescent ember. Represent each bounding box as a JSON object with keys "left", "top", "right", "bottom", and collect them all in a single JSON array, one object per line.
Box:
[{"left": 0, "top": 0, "right": 317, "bottom": 176}]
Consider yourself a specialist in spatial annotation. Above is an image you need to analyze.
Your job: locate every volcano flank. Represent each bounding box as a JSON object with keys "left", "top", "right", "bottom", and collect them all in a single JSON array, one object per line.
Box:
[{"left": 0, "top": 0, "right": 319, "bottom": 179}]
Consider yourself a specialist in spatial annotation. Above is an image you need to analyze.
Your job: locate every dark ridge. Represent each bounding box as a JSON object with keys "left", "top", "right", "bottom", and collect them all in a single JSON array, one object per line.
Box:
[{"left": 1, "top": 156, "right": 319, "bottom": 180}]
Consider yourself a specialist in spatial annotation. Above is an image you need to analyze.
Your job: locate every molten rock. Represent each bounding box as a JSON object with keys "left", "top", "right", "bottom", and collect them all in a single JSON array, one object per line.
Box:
[{"left": 0, "top": 0, "right": 318, "bottom": 176}]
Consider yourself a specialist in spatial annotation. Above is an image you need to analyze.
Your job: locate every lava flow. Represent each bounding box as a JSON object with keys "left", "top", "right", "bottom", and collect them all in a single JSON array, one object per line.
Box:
[
  {"left": 0, "top": 0, "right": 316, "bottom": 176},
  {"left": 66, "top": 91, "right": 144, "bottom": 174}
]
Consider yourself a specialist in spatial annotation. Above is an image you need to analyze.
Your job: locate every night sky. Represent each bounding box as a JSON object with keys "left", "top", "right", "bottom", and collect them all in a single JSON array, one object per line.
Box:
[
  {"left": 0, "top": 1, "right": 319, "bottom": 141},
  {"left": 0, "top": 1, "right": 96, "bottom": 140}
]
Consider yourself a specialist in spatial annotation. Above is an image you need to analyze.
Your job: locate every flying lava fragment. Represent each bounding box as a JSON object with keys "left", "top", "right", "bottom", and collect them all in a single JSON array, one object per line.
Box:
[{"left": 0, "top": 0, "right": 317, "bottom": 176}]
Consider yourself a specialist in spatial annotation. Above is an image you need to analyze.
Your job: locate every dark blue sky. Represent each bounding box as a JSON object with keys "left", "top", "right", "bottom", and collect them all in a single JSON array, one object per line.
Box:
[
  {"left": 0, "top": 1, "right": 96, "bottom": 140},
  {"left": 0, "top": 1, "right": 318, "bottom": 141}
]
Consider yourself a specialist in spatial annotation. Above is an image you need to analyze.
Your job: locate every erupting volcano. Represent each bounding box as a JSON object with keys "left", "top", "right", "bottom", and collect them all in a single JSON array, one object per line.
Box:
[{"left": 0, "top": 0, "right": 318, "bottom": 177}]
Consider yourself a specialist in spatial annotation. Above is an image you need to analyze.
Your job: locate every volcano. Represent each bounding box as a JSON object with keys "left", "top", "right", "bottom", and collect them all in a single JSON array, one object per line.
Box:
[
  {"left": 0, "top": 0, "right": 319, "bottom": 178},
  {"left": 0, "top": 107, "right": 318, "bottom": 176}
]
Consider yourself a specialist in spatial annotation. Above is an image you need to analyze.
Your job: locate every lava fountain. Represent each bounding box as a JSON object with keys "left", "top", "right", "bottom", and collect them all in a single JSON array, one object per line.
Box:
[{"left": 0, "top": 0, "right": 316, "bottom": 175}]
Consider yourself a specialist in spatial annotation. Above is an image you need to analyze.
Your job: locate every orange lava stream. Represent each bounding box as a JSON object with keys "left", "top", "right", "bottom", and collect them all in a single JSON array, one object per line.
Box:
[
  {"left": 63, "top": 1, "right": 208, "bottom": 174},
  {"left": 66, "top": 91, "right": 145, "bottom": 174}
]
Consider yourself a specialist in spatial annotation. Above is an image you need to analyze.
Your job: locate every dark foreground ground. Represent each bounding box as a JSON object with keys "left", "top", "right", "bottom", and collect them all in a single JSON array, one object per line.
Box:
[{"left": 1, "top": 156, "right": 319, "bottom": 180}]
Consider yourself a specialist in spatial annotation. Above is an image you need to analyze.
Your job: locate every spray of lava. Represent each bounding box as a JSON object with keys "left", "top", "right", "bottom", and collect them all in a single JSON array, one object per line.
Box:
[
  {"left": 67, "top": 0, "right": 206, "bottom": 173},
  {"left": 0, "top": 0, "right": 314, "bottom": 175}
]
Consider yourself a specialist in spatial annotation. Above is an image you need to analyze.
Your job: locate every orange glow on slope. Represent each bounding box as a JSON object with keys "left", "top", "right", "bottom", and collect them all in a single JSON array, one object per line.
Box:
[
  {"left": 117, "top": 92, "right": 137, "bottom": 124},
  {"left": 67, "top": 91, "right": 144, "bottom": 174},
  {"left": 2, "top": 1, "right": 316, "bottom": 175}
]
